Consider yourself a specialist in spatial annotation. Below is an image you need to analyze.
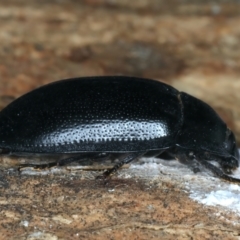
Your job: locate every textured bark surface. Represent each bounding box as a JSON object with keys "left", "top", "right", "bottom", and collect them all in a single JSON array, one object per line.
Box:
[
  {"left": 0, "top": 1, "right": 240, "bottom": 239},
  {"left": 0, "top": 167, "right": 240, "bottom": 240}
]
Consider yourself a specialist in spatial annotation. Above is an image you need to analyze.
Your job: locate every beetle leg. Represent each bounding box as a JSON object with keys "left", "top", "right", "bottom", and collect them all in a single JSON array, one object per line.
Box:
[
  {"left": 18, "top": 161, "right": 58, "bottom": 169},
  {"left": 220, "top": 162, "right": 234, "bottom": 174},
  {"left": 195, "top": 152, "right": 238, "bottom": 175},
  {"left": 143, "top": 150, "right": 164, "bottom": 158},
  {"left": 18, "top": 153, "right": 102, "bottom": 169},
  {"left": 155, "top": 151, "right": 174, "bottom": 160},
  {"left": 219, "top": 156, "right": 239, "bottom": 174},
  {"left": 174, "top": 152, "right": 201, "bottom": 173},
  {"left": 195, "top": 158, "right": 240, "bottom": 183},
  {"left": 58, "top": 153, "right": 124, "bottom": 166},
  {"left": 57, "top": 154, "right": 92, "bottom": 166},
  {"left": 99, "top": 152, "right": 146, "bottom": 178}
]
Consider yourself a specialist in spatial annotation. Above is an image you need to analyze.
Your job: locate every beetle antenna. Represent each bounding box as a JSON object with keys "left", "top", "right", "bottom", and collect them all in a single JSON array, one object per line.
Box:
[{"left": 196, "top": 158, "right": 240, "bottom": 183}]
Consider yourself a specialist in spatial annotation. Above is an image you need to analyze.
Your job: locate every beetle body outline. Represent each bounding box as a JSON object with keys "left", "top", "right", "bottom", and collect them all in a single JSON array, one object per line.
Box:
[{"left": 0, "top": 76, "right": 239, "bottom": 182}]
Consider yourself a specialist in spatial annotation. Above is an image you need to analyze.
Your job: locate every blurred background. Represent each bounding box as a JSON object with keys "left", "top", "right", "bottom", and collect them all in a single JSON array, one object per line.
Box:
[{"left": 0, "top": 0, "right": 240, "bottom": 143}]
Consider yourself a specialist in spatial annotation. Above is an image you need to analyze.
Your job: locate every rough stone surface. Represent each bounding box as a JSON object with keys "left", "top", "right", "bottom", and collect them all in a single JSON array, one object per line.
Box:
[{"left": 0, "top": 1, "right": 240, "bottom": 239}]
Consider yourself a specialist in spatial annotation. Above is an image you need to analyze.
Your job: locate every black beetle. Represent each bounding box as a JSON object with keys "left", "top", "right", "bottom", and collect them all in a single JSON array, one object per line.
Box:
[{"left": 0, "top": 76, "right": 239, "bottom": 182}]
